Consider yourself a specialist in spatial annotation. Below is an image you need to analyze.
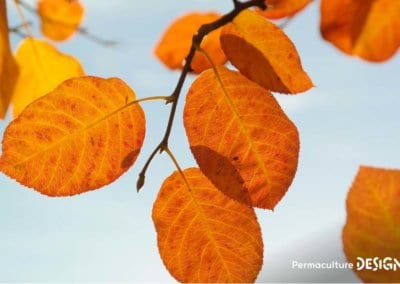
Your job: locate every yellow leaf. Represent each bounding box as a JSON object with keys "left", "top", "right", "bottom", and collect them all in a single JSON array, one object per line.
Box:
[
  {"left": 184, "top": 66, "right": 299, "bottom": 209},
  {"left": 12, "top": 38, "right": 84, "bottom": 117},
  {"left": 220, "top": 9, "right": 313, "bottom": 94},
  {"left": 320, "top": 0, "right": 400, "bottom": 62},
  {"left": 0, "top": 76, "right": 146, "bottom": 196},
  {"left": 0, "top": 0, "right": 18, "bottom": 119},
  {"left": 343, "top": 166, "right": 400, "bottom": 282},
  {"left": 154, "top": 12, "right": 227, "bottom": 73},
  {"left": 38, "top": 0, "right": 84, "bottom": 41},
  {"left": 153, "top": 168, "right": 263, "bottom": 283}
]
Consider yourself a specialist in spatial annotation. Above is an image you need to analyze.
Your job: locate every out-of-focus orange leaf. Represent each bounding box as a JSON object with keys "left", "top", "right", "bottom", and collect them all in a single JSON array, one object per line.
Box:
[
  {"left": 154, "top": 12, "right": 227, "bottom": 73},
  {"left": 153, "top": 168, "right": 263, "bottom": 282},
  {"left": 38, "top": 0, "right": 84, "bottom": 41},
  {"left": 257, "top": 0, "right": 312, "bottom": 19},
  {"left": 343, "top": 166, "right": 400, "bottom": 283},
  {"left": 12, "top": 38, "right": 84, "bottom": 117},
  {"left": 221, "top": 9, "right": 313, "bottom": 94},
  {"left": 0, "top": 76, "right": 145, "bottom": 196},
  {"left": 0, "top": 0, "right": 18, "bottom": 119},
  {"left": 184, "top": 66, "right": 299, "bottom": 209},
  {"left": 320, "top": 0, "right": 400, "bottom": 62}
]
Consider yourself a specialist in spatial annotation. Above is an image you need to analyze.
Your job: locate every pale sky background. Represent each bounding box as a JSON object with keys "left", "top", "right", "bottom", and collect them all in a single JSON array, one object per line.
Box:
[{"left": 1, "top": 0, "right": 399, "bottom": 282}]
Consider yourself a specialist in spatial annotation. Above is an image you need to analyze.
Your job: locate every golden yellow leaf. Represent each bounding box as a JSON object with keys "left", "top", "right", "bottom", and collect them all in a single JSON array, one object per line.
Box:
[
  {"left": 184, "top": 66, "right": 299, "bottom": 209},
  {"left": 38, "top": 0, "right": 84, "bottom": 41},
  {"left": 154, "top": 12, "right": 227, "bottom": 73},
  {"left": 0, "top": 0, "right": 18, "bottom": 119},
  {"left": 153, "top": 168, "right": 263, "bottom": 283},
  {"left": 258, "top": 0, "right": 312, "bottom": 19},
  {"left": 0, "top": 76, "right": 145, "bottom": 196},
  {"left": 343, "top": 166, "right": 400, "bottom": 282},
  {"left": 320, "top": 0, "right": 400, "bottom": 62},
  {"left": 12, "top": 38, "right": 84, "bottom": 117},
  {"left": 220, "top": 9, "right": 313, "bottom": 94}
]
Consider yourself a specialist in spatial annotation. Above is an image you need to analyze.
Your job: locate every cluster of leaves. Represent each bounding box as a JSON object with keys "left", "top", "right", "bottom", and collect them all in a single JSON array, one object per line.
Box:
[{"left": 0, "top": 0, "right": 399, "bottom": 282}]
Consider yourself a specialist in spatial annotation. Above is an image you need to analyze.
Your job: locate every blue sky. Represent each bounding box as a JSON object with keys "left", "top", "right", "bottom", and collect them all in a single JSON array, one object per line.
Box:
[{"left": 1, "top": 0, "right": 399, "bottom": 282}]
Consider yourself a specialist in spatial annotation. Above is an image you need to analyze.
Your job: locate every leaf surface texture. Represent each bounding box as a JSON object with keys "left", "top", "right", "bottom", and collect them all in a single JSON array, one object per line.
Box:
[
  {"left": 221, "top": 9, "right": 313, "bottom": 94},
  {"left": 184, "top": 66, "right": 299, "bottom": 209},
  {"left": 0, "top": 76, "right": 145, "bottom": 196},
  {"left": 153, "top": 168, "right": 263, "bottom": 283}
]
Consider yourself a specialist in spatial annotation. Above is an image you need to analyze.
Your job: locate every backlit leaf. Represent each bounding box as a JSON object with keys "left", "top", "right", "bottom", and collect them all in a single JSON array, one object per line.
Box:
[
  {"left": 221, "top": 9, "right": 313, "bottom": 94},
  {"left": 320, "top": 0, "right": 400, "bottom": 62},
  {"left": 343, "top": 166, "right": 400, "bottom": 282},
  {"left": 257, "top": 0, "right": 312, "bottom": 19},
  {"left": 0, "top": 0, "right": 18, "bottom": 119},
  {"left": 0, "top": 76, "right": 145, "bottom": 196},
  {"left": 12, "top": 38, "right": 84, "bottom": 117},
  {"left": 38, "top": 0, "right": 84, "bottom": 41},
  {"left": 154, "top": 12, "right": 227, "bottom": 73},
  {"left": 153, "top": 168, "right": 263, "bottom": 283},
  {"left": 184, "top": 66, "right": 299, "bottom": 209}
]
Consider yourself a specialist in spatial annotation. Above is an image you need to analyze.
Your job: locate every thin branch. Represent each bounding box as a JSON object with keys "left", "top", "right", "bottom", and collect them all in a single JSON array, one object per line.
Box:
[
  {"left": 137, "top": 0, "right": 267, "bottom": 191},
  {"left": 8, "top": 21, "right": 31, "bottom": 37},
  {"left": 15, "top": 0, "right": 116, "bottom": 46},
  {"left": 13, "top": 0, "right": 33, "bottom": 38}
]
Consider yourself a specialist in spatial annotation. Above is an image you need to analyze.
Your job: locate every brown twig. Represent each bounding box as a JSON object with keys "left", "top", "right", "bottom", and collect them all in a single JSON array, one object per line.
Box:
[{"left": 137, "top": 0, "right": 267, "bottom": 191}]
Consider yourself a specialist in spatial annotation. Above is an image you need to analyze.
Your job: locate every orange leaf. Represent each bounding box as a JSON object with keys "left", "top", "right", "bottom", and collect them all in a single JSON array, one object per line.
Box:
[
  {"left": 320, "top": 0, "right": 400, "bottom": 62},
  {"left": 0, "top": 76, "right": 145, "bottom": 196},
  {"left": 257, "top": 0, "right": 312, "bottom": 19},
  {"left": 184, "top": 66, "right": 299, "bottom": 209},
  {"left": 153, "top": 168, "right": 263, "bottom": 283},
  {"left": 12, "top": 38, "right": 84, "bottom": 117},
  {"left": 154, "top": 12, "right": 227, "bottom": 73},
  {"left": 0, "top": 0, "right": 18, "bottom": 119},
  {"left": 220, "top": 9, "right": 313, "bottom": 94},
  {"left": 343, "top": 166, "right": 400, "bottom": 282},
  {"left": 38, "top": 0, "right": 84, "bottom": 41}
]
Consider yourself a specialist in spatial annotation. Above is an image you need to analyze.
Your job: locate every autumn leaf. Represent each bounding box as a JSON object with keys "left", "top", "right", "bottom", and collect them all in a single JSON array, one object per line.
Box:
[
  {"left": 184, "top": 66, "right": 299, "bottom": 209},
  {"left": 320, "top": 0, "right": 400, "bottom": 62},
  {"left": 257, "top": 0, "right": 312, "bottom": 19},
  {"left": 12, "top": 38, "right": 84, "bottom": 117},
  {"left": 154, "top": 12, "right": 227, "bottom": 73},
  {"left": 0, "top": 76, "right": 145, "bottom": 196},
  {"left": 153, "top": 168, "right": 263, "bottom": 283},
  {"left": 343, "top": 166, "right": 400, "bottom": 283},
  {"left": 0, "top": 0, "right": 18, "bottom": 119},
  {"left": 38, "top": 0, "right": 84, "bottom": 41},
  {"left": 220, "top": 9, "right": 313, "bottom": 94}
]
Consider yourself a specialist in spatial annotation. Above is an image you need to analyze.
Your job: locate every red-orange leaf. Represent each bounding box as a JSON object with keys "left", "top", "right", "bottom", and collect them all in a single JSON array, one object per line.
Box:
[
  {"left": 153, "top": 168, "right": 263, "bottom": 283},
  {"left": 38, "top": 0, "right": 84, "bottom": 41},
  {"left": 154, "top": 12, "right": 227, "bottom": 73},
  {"left": 0, "top": 0, "right": 18, "bottom": 119},
  {"left": 343, "top": 166, "right": 400, "bottom": 283},
  {"left": 184, "top": 66, "right": 299, "bottom": 209},
  {"left": 0, "top": 76, "right": 145, "bottom": 196},
  {"left": 220, "top": 9, "right": 313, "bottom": 94},
  {"left": 320, "top": 0, "right": 400, "bottom": 62},
  {"left": 257, "top": 0, "right": 312, "bottom": 19}
]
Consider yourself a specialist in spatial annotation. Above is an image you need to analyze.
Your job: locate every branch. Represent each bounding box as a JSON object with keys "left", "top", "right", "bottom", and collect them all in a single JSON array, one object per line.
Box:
[
  {"left": 137, "top": 0, "right": 267, "bottom": 191},
  {"left": 15, "top": 0, "right": 117, "bottom": 46}
]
